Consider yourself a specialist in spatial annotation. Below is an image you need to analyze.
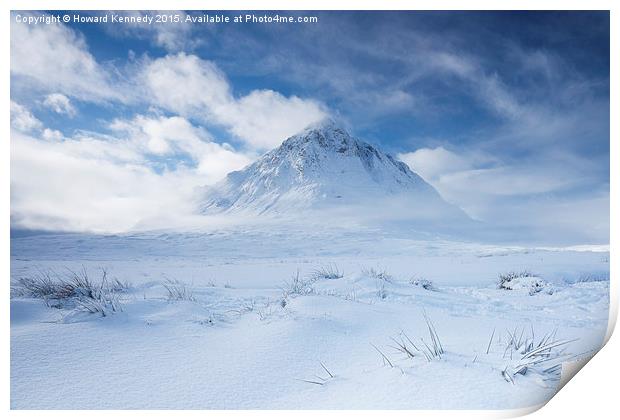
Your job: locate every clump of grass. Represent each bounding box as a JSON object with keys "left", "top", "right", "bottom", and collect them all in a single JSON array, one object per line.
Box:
[
  {"left": 162, "top": 278, "right": 195, "bottom": 301},
  {"left": 375, "top": 311, "right": 444, "bottom": 367},
  {"left": 497, "top": 270, "right": 550, "bottom": 295},
  {"left": 409, "top": 276, "right": 436, "bottom": 291},
  {"left": 107, "top": 277, "right": 130, "bottom": 292},
  {"left": 499, "top": 326, "right": 578, "bottom": 384},
  {"left": 298, "top": 362, "right": 335, "bottom": 386},
  {"left": 574, "top": 272, "right": 610, "bottom": 283},
  {"left": 73, "top": 268, "right": 123, "bottom": 315},
  {"left": 310, "top": 263, "right": 343, "bottom": 281},
  {"left": 11, "top": 267, "right": 125, "bottom": 316},
  {"left": 282, "top": 269, "right": 314, "bottom": 296},
  {"left": 228, "top": 299, "right": 257, "bottom": 317},
  {"left": 256, "top": 298, "right": 289, "bottom": 321},
  {"left": 257, "top": 301, "right": 275, "bottom": 321},
  {"left": 361, "top": 266, "right": 393, "bottom": 300},
  {"left": 74, "top": 292, "right": 122, "bottom": 316},
  {"left": 376, "top": 280, "right": 388, "bottom": 299},
  {"left": 11, "top": 270, "right": 71, "bottom": 300},
  {"left": 388, "top": 331, "right": 418, "bottom": 359},
  {"left": 497, "top": 270, "right": 536, "bottom": 288},
  {"left": 362, "top": 266, "right": 393, "bottom": 282},
  {"left": 343, "top": 289, "right": 358, "bottom": 302},
  {"left": 420, "top": 310, "right": 444, "bottom": 360},
  {"left": 192, "top": 315, "right": 214, "bottom": 326},
  {"left": 484, "top": 325, "right": 579, "bottom": 384}
]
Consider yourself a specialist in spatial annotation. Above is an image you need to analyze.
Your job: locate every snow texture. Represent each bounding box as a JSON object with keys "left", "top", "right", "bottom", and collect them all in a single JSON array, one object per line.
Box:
[{"left": 10, "top": 121, "right": 610, "bottom": 410}]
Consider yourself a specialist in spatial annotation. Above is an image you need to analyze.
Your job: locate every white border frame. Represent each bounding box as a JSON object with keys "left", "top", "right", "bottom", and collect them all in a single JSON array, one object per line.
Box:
[{"left": 2, "top": 1, "right": 617, "bottom": 419}]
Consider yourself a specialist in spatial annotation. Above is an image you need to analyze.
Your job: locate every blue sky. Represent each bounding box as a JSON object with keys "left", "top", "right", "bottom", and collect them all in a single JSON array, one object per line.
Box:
[{"left": 10, "top": 11, "right": 610, "bottom": 243}]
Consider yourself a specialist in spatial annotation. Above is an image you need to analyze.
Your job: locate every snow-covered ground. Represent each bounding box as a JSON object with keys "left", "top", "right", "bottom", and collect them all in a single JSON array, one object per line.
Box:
[{"left": 10, "top": 226, "right": 610, "bottom": 409}]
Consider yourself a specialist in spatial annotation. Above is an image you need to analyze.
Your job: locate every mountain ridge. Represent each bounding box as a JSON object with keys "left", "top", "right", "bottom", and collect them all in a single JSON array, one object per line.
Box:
[{"left": 198, "top": 120, "right": 467, "bottom": 222}]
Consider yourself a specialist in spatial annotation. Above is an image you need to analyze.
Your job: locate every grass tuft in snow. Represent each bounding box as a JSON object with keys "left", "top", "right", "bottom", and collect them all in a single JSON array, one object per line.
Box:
[
  {"left": 497, "top": 270, "right": 551, "bottom": 295},
  {"left": 11, "top": 270, "right": 67, "bottom": 300},
  {"left": 282, "top": 269, "right": 314, "bottom": 296},
  {"left": 388, "top": 331, "right": 419, "bottom": 359},
  {"left": 409, "top": 276, "right": 437, "bottom": 291},
  {"left": 361, "top": 266, "right": 394, "bottom": 282},
  {"left": 491, "top": 325, "right": 579, "bottom": 384},
  {"left": 498, "top": 270, "right": 536, "bottom": 286},
  {"left": 379, "top": 311, "right": 445, "bottom": 365},
  {"left": 376, "top": 279, "right": 388, "bottom": 299},
  {"left": 310, "top": 263, "right": 344, "bottom": 281},
  {"left": 11, "top": 267, "right": 125, "bottom": 316},
  {"left": 72, "top": 268, "right": 124, "bottom": 316},
  {"left": 256, "top": 297, "right": 289, "bottom": 321},
  {"left": 360, "top": 266, "right": 395, "bottom": 300},
  {"left": 421, "top": 310, "right": 444, "bottom": 360},
  {"left": 162, "top": 278, "right": 195, "bottom": 301},
  {"left": 574, "top": 272, "right": 610, "bottom": 284},
  {"left": 298, "top": 361, "right": 336, "bottom": 386},
  {"left": 257, "top": 300, "right": 275, "bottom": 321}
]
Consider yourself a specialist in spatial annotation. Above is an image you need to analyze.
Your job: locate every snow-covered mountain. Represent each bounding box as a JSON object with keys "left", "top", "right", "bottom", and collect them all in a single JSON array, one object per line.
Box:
[{"left": 198, "top": 120, "right": 467, "bottom": 222}]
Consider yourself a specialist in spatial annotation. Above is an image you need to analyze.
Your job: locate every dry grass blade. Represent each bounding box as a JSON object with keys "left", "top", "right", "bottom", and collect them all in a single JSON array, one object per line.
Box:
[
  {"left": 371, "top": 342, "right": 394, "bottom": 367},
  {"left": 486, "top": 327, "right": 496, "bottom": 354},
  {"left": 297, "top": 379, "right": 324, "bottom": 386},
  {"left": 521, "top": 338, "right": 579, "bottom": 360},
  {"left": 389, "top": 336, "right": 416, "bottom": 359},
  {"left": 422, "top": 310, "right": 444, "bottom": 357},
  {"left": 320, "top": 362, "right": 334, "bottom": 378}
]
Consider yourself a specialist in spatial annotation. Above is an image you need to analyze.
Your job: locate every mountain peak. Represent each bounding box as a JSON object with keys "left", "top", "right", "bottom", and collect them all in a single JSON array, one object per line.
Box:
[
  {"left": 280, "top": 118, "right": 355, "bottom": 154},
  {"left": 198, "top": 122, "right": 467, "bottom": 221},
  {"left": 304, "top": 117, "right": 342, "bottom": 132}
]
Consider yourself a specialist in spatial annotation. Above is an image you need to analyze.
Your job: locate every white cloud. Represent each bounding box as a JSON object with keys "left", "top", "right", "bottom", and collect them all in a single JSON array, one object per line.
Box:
[
  {"left": 10, "top": 101, "right": 42, "bottom": 132},
  {"left": 436, "top": 166, "right": 579, "bottom": 198},
  {"left": 399, "top": 146, "right": 491, "bottom": 216},
  {"left": 10, "top": 17, "right": 121, "bottom": 102},
  {"left": 43, "top": 93, "right": 77, "bottom": 117},
  {"left": 103, "top": 11, "right": 197, "bottom": 52},
  {"left": 42, "top": 128, "right": 64, "bottom": 141},
  {"left": 143, "top": 54, "right": 230, "bottom": 115},
  {"left": 11, "top": 130, "right": 194, "bottom": 232},
  {"left": 110, "top": 114, "right": 253, "bottom": 183},
  {"left": 399, "top": 146, "right": 578, "bottom": 198},
  {"left": 10, "top": 112, "right": 256, "bottom": 232},
  {"left": 11, "top": 116, "right": 254, "bottom": 233},
  {"left": 9, "top": 34, "right": 326, "bottom": 232},
  {"left": 224, "top": 89, "right": 328, "bottom": 148},
  {"left": 143, "top": 53, "right": 328, "bottom": 149},
  {"left": 398, "top": 146, "right": 600, "bottom": 225},
  {"left": 427, "top": 52, "right": 524, "bottom": 119},
  {"left": 399, "top": 146, "right": 480, "bottom": 180},
  {"left": 11, "top": 25, "right": 326, "bottom": 148}
]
